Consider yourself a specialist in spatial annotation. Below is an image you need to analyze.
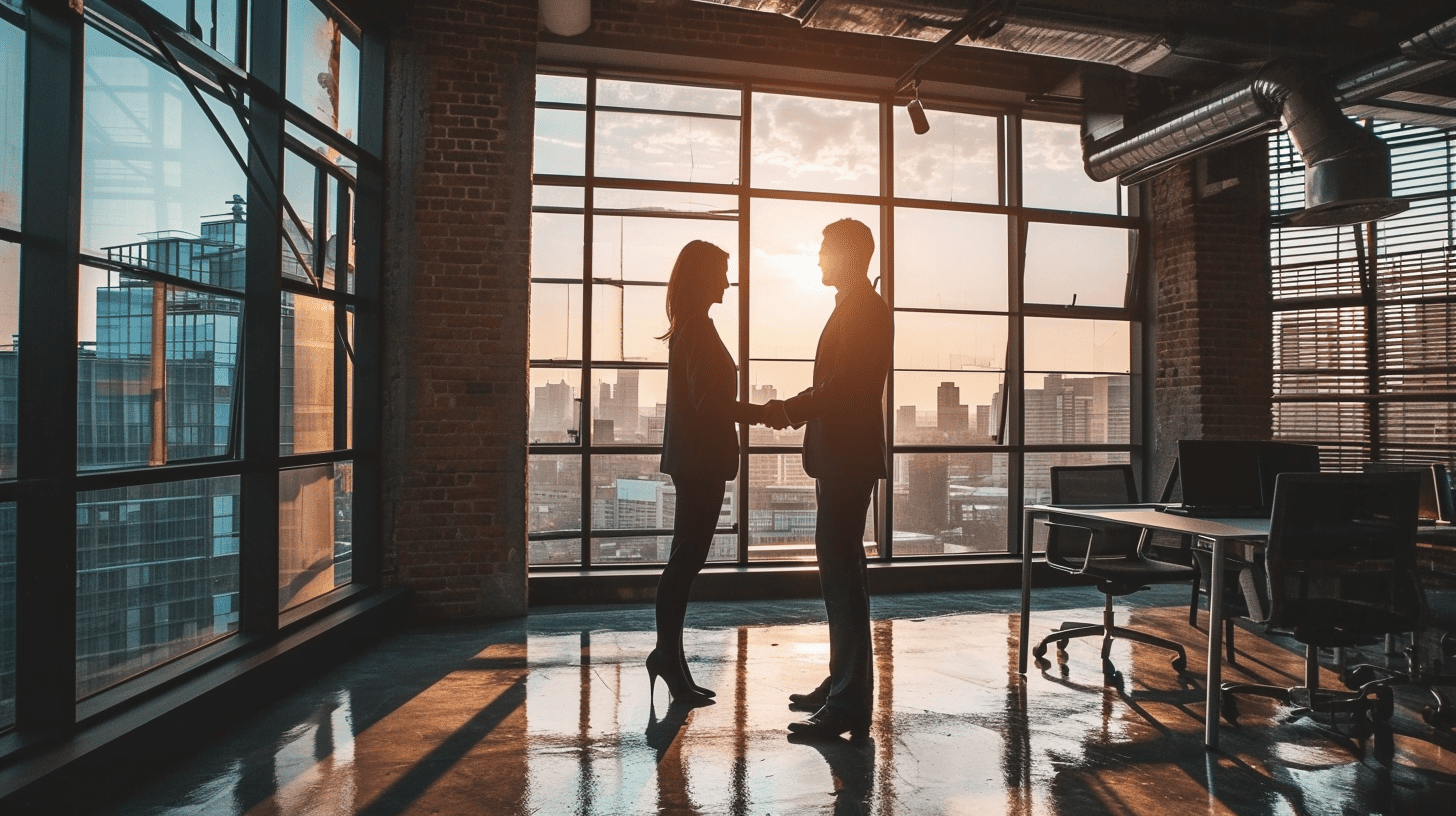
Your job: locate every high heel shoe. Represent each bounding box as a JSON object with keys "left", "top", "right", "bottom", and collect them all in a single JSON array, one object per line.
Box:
[
  {"left": 647, "top": 649, "right": 713, "bottom": 706},
  {"left": 679, "top": 652, "right": 715, "bottom": 697}
]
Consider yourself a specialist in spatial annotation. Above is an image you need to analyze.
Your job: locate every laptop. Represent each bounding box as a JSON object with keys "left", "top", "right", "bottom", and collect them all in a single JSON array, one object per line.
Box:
[{"left": 1163, "top": 440, "right": 1320, "bottom": 518}]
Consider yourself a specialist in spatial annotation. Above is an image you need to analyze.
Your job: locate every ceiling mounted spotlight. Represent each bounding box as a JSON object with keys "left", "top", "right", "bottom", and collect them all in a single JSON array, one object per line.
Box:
[{"left": 907, "top": 80, "right": 930, "bottom": 135}]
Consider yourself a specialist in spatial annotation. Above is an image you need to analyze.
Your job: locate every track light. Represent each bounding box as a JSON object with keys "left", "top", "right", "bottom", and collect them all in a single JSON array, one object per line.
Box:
[{"left": 907, "top": 80, "right": 930, "bottom": 135}]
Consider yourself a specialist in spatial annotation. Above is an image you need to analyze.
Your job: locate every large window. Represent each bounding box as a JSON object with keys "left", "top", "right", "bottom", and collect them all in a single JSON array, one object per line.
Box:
[
  {"left": 2, "top": 0, "right": 379, "bottom": 734},
  {"left": 1271, "top": 125, "right": 1456, "bottom": 469},
  {"left": 530, "top": 71, "right": 1142, "bottom": 567}
]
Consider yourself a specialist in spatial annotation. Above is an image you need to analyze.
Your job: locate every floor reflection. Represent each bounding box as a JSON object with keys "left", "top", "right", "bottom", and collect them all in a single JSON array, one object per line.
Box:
[{"left": 70, "top": 589, "right": 1456, "bottom": 816}]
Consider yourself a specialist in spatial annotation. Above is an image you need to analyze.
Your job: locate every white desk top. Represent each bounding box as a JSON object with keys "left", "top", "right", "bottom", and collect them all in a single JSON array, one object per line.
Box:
[{"left": 1027, "top": 503, "right": 1271, "bottom": 540}]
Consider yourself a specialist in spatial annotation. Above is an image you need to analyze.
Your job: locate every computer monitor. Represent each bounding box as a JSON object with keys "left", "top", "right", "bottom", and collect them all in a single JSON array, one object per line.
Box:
[
  {"left": 1174, "top": 439, "right": 1321, "bottom": 516},
  {"left": 1362, "top": 462, "right": 1455, "bottom": 524}
]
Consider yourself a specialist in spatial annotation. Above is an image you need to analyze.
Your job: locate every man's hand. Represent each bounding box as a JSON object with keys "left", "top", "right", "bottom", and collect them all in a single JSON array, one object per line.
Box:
[{"left": 764, "top": 400, "right": 792, "bottom": 430}]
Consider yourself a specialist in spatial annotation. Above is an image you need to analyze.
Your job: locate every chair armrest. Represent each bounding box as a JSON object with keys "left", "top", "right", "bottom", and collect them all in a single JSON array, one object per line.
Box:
[{"left": 1042, "top": 520, "right": 1098, "bottom": 575}]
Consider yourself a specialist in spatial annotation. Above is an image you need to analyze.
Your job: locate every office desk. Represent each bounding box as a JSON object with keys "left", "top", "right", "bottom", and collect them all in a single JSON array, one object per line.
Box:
[{"left": 1019, "top": 504, "right": 1270, "bottom": 750}]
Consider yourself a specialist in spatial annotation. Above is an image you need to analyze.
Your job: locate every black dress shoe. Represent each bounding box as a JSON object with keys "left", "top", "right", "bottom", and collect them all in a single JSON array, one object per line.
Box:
[
  {"left": 786, "top": 707, "right": 870, "bottom": 741},
  {"left": 788, "top": 677, "right": 831, "bottom": 710}
]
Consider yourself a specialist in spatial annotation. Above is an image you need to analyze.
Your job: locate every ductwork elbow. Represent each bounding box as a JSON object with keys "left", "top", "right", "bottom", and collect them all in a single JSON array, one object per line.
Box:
[
  {"left": 1260, "top": 64, "right": 1408, "bottom": 226},
  {"left": 1084, "top": 60, "right": 1406, "bottom": 226}
]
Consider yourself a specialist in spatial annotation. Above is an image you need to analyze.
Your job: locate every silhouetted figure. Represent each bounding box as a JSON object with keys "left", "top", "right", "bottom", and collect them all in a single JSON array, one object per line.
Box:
[
  {"left": 650, "top": 240, "right": 764, "bottom": 707},
  {"left": 765, "top": 219, "right": 893, "bottom": 740}
]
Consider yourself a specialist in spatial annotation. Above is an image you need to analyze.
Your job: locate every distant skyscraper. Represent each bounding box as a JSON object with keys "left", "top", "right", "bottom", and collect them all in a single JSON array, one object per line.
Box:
[{"left": 936, "top": 381, "right": 969, "bottom": 433}]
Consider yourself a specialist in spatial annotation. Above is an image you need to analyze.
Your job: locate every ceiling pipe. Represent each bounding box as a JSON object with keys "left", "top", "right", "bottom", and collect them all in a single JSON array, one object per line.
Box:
[{"left": 1084, "top": 61, "right": 1407, "bottom": 225}]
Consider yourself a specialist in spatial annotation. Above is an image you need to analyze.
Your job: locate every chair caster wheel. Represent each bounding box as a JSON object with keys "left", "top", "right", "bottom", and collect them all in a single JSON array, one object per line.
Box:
[
  {"left": 1056, "top": 639, "right": 1069, "bottom": 653},
  {"left": 1373, "top": 686, "right": 1395, "bottom": 721},
  {"left": 1220, "top": 692, "right": 1240, "bottom": 724},
  {"left": 1171, "top": 655, "right": 1187, "bottom": 673},
  {"left": 1422, "top": 705, "right": 1456, "bottom": 729},
  {"left": 1032, "top": 642, "right": 1048, "bottom": 660}
]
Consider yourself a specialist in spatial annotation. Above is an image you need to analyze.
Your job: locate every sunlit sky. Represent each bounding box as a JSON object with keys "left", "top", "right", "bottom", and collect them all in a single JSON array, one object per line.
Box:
[{"left": 532, "top": 76, "right": 1132, "bottom": 418}]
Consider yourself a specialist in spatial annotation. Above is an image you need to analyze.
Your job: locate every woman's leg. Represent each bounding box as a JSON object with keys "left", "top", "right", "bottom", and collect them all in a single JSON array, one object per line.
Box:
[{"left": 655, "top": 476, "right": 727, "bottom": 660}]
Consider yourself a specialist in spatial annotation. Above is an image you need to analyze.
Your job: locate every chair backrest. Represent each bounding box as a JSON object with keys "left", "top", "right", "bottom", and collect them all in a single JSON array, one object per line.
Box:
[
  {"left": 1254, "top": 472, "right": 1423, "bottom": 637},
  {"left": 1050, "top": 464, "right": 1139, "bottom": 505},
  {"left": 1044, "top": 465, "right": 1141, "bottom": 569}
]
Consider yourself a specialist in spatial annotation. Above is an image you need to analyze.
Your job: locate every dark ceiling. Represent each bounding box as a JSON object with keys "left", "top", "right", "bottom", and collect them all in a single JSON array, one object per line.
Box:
[{"left": 694, "top": 0, "right": 1456, "bottom": 127}]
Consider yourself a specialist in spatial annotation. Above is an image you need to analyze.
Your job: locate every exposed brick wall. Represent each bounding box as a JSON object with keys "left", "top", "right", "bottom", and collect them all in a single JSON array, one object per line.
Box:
[
  {"left": 383, "top": 0, "right": 538, "bottom": 619},
  {"left": 1147, "top": 139, "right": 1273, "bottom": 487}
]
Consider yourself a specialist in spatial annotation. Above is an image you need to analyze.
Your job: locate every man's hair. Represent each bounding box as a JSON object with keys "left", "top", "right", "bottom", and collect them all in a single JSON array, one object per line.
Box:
[{"left": 822, "top": 218, "right": 875, "bottom": 274}]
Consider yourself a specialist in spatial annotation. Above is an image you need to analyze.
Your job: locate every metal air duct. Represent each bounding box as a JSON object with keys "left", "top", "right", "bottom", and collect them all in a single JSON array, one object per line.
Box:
[{"left": 1084, "top": 61, "right": 1408, "bottom": 226}]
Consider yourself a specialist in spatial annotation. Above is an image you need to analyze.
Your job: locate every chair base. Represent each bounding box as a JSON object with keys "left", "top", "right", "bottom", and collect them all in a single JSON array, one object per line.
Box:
[{"left": 1030, "top": 594, "right": 1188, "bottom": 679}]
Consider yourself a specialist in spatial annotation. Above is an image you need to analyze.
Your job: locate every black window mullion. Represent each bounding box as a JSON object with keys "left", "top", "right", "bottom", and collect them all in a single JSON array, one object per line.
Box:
[
  {"left": 580, "top": 72, "right": 596, "bottom": 568},
  {"left": 737, "top": 83, "right": 751, "bottom": 566},
  {"left": 15, "top": 0, "right": 84, "bottom": 730},
  {"left": 345, "top": 26, "right": 383, "bottom": 587},
  {"left": 240, "top": 0, "right": 285, "bottom": 634}
]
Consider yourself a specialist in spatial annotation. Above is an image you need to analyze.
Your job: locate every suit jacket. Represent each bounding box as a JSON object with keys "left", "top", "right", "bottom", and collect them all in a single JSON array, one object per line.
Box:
[
  {"left": 660, "top": 317, "right": 757, "bottom": 481},
  {"left": 784, "top": 282, "right": 893, "bottom": 480}
]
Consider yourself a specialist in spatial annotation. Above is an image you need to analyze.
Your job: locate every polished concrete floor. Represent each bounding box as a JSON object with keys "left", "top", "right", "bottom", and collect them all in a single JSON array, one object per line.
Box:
[{"left": 38, "top": 587, "right": 1456, "bottom": 815}]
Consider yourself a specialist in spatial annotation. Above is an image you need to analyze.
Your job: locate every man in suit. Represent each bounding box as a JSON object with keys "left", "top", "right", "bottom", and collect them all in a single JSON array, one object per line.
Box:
[{"left": 764, "top": 218, "right": 892, "bottom": 740}]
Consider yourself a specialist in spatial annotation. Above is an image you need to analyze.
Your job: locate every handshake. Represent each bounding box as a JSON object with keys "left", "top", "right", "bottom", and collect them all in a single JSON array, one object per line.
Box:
[{"left": 751, "top": 399, "right": 795, "bottom": 430}]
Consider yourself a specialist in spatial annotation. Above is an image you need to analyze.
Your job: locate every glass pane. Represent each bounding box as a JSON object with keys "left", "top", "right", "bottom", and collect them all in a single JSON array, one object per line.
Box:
[
  {"left": 530, "top": 454, "right": 582, "bottom": 539},
  {"left": 141, "top": 0, "right": 242, "bottom": 63},
  {"left": 1023, "top": 451, "right": 1132, "bottom": 506},
  {"left": 591, "top": 213, "right": 738, "bottom": 283},
  {"left": 894, "top": 109, "right": 998, "bottom": 204},
  {"left": 283, "top": 150, "right": 322, "bottom": 285},
  {"left": 0, "top": 241, "right": 14, "bottom": 479},
  {"left": 751, "top": 93, "right": 878, "bottom": 196},
  {"left": 594, "top": 534, "right": 672, "bottom": 564},
  {"left": 590, "top": 454, "right": 670, "bottom": 542},
  {"left": 76, "top": 476, "right": 241, "bottom": 697},
  {"left": 592, "top": 282, "right": 728, "bottom": 366},
  {"left": 894, "top": 311, "right": 1007, "bottom": 372},
  {"left": 893, "top": 209, "right": 1007, "bottom": 312},
  {"left": 1024, "top": 317, "right": 1129, "bottom": 373},
  {"left": 530, "top": 368, "right": 580, "bottom": 444},
  {"left": 534, "top": 185, "right": 583, "bottom": 210},
  {"left": 531, "top": 210, "right": 582, "bottom": 279},
  {"left": 893, "top": 371, "right": 1005, "bottom": 445},
  {"left": 1022, "top": 373, "right": 1131, "bottom": 445},
  {"left": 749, "top": 198, "right": 879, "bottom": 359},
  {"left": 286, "top": 0, "right": 360, "bottom": 140},
  {"left": 598, "top": 79, "right": 740, "bottom": 116},
  {"left": 745, "top": 359, "right": 812, "bottom": 447},
  {"left": 589, "top": 368, "right": 666, "bottom": 446},
  {"left": 530, "top": 283, "right": 582, "bottom": 362},
  {"left": 893, "top": 452, "right": 1007, "bottom": 555},
  {"left": 1022, "top": 119, "right": 1118, "bottom": 214},
  {"left": 595, "top": 110, "right": 739, "bottom": 185},
  {"left": 0, "top": 18, "right": 22, "bottom": 231},
  {"left": 1024, "top": 222, "right": 1131, "bottom": 308},
  {"left": 281, "top": 293, "right": 336, "bottom": 455},
  {"left": 746, "top": 455, "right": 876, "bottom": 560},
  {"left": 279, "top": 463, "right": 348, "bottom": 611},
  {"left": 537, "top": 74, "right": 586, "bottom": 105},
  {"left": 0, "top": 502, "right": 12, "bottom": 728},
  {"left": 82, "top": 25, "right": 248, "bottom": 258},
  {"left": 535, "top": 109, "right": 586, "bottom": 177},
  {"left": 79, "top": 271, "right": 242, "bottom": 470},
  {"left": 165, "top": 288, "right": 241, "bottom": 460}
]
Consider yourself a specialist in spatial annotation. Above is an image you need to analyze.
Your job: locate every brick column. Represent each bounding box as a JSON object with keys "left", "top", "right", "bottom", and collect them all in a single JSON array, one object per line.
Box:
[
  {"left": 1147, "top": 139, "right": 1273, "bottom": 487},
  {"left": 383, "top": 1, "right": 537, "bottom": 618}
]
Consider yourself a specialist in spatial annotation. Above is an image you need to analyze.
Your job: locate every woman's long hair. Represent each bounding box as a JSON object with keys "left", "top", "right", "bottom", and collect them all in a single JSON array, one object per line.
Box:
[{"left": 658, "top": 240, "right": 729, "bottom": 342}]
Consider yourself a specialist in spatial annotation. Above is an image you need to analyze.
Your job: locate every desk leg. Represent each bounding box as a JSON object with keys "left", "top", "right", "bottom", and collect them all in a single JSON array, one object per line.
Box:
[
  {"left": 1204, "top": 535, "right": 1226, "bottom": 750},
  {"left": 1019, "top": 509, "right": 1035, "bottom": 675}
]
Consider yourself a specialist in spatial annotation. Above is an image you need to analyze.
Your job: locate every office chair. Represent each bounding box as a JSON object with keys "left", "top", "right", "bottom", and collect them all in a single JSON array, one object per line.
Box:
[
  {"left": 1031, "top": 464, "right": 1201, "bottom": 679},
  {"left": 1220, "top": 472, "right": 1432, "bottom": 751}
]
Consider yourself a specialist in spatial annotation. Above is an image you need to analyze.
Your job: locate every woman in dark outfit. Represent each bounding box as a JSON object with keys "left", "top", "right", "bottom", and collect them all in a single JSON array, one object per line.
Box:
[{"left": 648, "top": 240, "right": 763, "bottom": 706}]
